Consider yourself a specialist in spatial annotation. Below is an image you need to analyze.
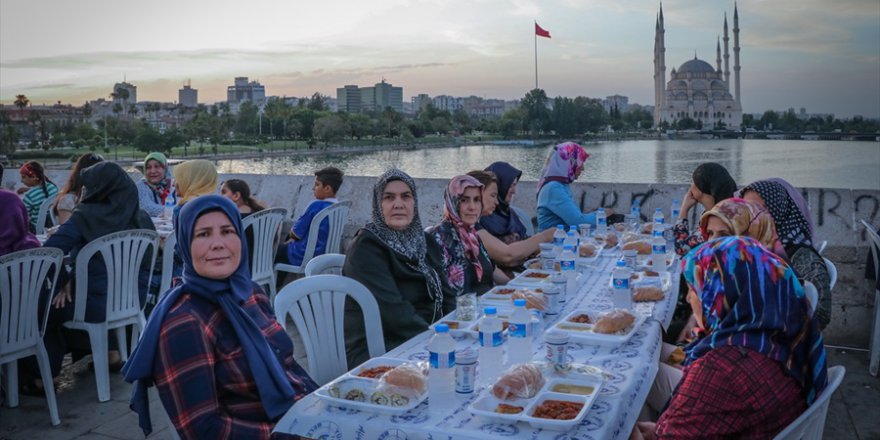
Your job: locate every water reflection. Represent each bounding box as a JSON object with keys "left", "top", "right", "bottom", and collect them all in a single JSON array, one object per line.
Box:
[{"left": 216, "top": 139, "right": 880, "bottom": 190}]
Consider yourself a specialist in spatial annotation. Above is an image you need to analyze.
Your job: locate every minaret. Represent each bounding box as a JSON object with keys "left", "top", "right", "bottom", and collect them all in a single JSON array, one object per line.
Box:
[
  {"left": 658, "top": 3, "right": 666, "bottom": 120},
  {"left": 716, "top": 36, "right": 722, "bottom": 74},
  {"left": 653, "top": 15, "right": 660, "bottom": 123},
  {"left": 723, "top": 13, "right": 730, "bottom": 85},
  {"left": 733, "top": 3, "right": 741, "bottom": 105}
]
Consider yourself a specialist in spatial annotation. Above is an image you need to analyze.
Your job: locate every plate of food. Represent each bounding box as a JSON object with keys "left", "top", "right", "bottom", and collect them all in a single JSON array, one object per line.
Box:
[
  {"left": 317, "top": 360, "right": 429, "bottom": 414},
  {"left": 468, "top": 363, "right": 603, "bottom": 431},
  {"left": 637, "top": 253, "right": 677, "bottom": 270},
  {"left": 577, "top": 241, "right": 601, "bottom": 264},
  {"left": 508, "top": 269, "right": 554, "bottom": 288},
  {"left": 481, "top": 285, "right": 546, "bottom": 307},
  {"left": 593, "top": 232, "right": 620, "bottom": 253},
  {"left": 551, "top": 309, "right": 645, "bottom": 344}
]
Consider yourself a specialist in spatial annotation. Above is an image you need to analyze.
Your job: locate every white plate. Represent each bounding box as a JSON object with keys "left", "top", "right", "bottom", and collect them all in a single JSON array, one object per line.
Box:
[
  {"left": 315, "top": 376, "right": 427, "bottom": 415},
  {"left": 608, "top": 271, "right": 672, "bottom": 291},
  {"left": 481, "top": 285, "right": 545, "bottom": 303},
  {"left": 508, "top": 269, "right": 554, "bottom": 287},
  {"left": 430, "top": 315, "right": 478, "bottom": 337},
  {"left": 552, "top": 309, "right": 646, "bottom": 345}
]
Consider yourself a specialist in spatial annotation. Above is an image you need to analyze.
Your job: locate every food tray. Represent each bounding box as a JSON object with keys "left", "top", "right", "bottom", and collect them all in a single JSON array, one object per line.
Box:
[
  {"left": 481, "top": 285, "right": 545, "bottom": 302},
  {"left": 315, "top": 376, "right": 427, "bottom": 415},
  {"left": 468, "top": 364, "right": 604, "bottom": 431},
  {"left": 551, "top": 309, "right": 646, "bottom": 345},
  {"left": 430, "top": 311, "right": 511, "bottom": 337},
  {"left": 636, "top": 253, "right": 676, "bottom": 270},
  {"left": 508, "top": 269, "right": 555, "bottom": 288},
  {"left": 348, "top": 357, "right": 411, "bottom": 380},
  {"left": 608, "top": 271, "right": 672, "bottom": 291}
]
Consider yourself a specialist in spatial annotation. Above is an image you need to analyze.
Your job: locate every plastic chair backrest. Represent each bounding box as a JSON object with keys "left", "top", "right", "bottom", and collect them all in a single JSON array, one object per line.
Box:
[
  {"left": 511, "top": 205, "right": 535, "bottom": 237},
  {"left": 823, "top": 257, "right": 837, "bottom": 291},
  {"left": 816, "top": 240, "right": 827, "bottom": 255},
  {"left": 0, "top": 248, "right": 63, "bottom": 358},
  {"left": 73, "top": 230, "right": 159, "bottom": 324},
  {"left": 274, "top": 274, "right": 385, "bottom": 385},
  {"left": 861, "top": 219, "right": 880, "bottom": 280},
  {"left": 772, "top": 365, "right": 845, "bottom": 440},
  {"left": 802, "top": 281, "right": 818, "bottom": 318},
  {"left": 158, "top": 233, "right": 177, "bottom": 301},
  {"left": 241, "top": 208, "right": 287, "bottom": 284},
  {"left": 35, "top": 195, "right": 57, "bottom": 235},
  {"left": 304, "top": 253, "right": 346, "bottom": 276},
  {"left": 300, "top": 201, "right": 351, "bottom": 267}
]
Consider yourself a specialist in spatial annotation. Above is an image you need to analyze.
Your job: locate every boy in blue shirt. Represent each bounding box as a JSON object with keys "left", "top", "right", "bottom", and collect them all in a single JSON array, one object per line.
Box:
[{"left": 277, "top": 167, "right": 344, "bottom": 267}]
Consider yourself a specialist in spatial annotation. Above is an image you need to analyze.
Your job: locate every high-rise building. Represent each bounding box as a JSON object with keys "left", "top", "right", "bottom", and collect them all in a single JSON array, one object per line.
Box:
[
  {"left": 603, "top": 95, "right": 629, "bottom": 114},
  {"left": 111, "top": 81, "right": 137, "bottom": 106},
  {"left": 179, "top": 82, "right": 198, "bottom": 107},
  {"left": 336, "top": 85, "right": 361, "bottom": 113},
  {"left": 411, "top": 94, "right": 431, "bottom": 113},
  {"left": 226, "top": 77, "right": 266, "bottom": 105}
]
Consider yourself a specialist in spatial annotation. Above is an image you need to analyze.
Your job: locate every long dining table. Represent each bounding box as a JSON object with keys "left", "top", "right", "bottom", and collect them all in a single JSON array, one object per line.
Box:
[{"left": 274, "top": 248, "right": 682, "bottom": 440}]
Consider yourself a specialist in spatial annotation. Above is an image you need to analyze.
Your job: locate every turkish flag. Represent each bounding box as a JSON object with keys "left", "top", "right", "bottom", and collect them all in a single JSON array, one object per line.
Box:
[{"left": 535, "top": 22, "right": 551, "bottom": 38}]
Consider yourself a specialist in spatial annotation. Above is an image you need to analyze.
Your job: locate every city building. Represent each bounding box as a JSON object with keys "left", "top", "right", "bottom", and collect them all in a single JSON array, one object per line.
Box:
[
  {"left": 336, "top": 85, "right": 361, "bottom": 113},
  {"left": 431, "top": 95, "right": 463, "bottom": 112},
  {"left": 178, "top": 82, "right": 198, "bottom": 107},
  {"left": 653, "top": 4, "right": 743, "bottom": 128},
  {"left": 603, "top": 95, "right": 630, "bottom": 114},
  {"left": 226, "top": 77, "right": 266, "bottom": 106},
  {"left": 111, "top": 81, "right": 137, "bottom": 106},
  {"left": 411, "top": 94, "right": 431, "bottom": 113}
]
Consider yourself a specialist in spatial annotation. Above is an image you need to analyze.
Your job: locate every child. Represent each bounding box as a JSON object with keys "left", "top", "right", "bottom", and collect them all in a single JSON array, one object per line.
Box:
[
  {"left": 279, "top": 167, "right": 343, "bottom": 267},
  {"left": 18, "top": 161, "right": 59, "bottom": 231},
  {"left": 220, "top": 179, "right": 266, "bottom": 217}
]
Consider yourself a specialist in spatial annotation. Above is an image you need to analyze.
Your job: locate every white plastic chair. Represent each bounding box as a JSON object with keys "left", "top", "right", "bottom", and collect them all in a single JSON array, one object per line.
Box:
[
  {"left": 823, "top": 257, "right": 837, "bottom": 291},
  {"left": 816, "top": 240, "right": 827, "bottom": 255},
  {"left": 35, "top": 195, "right": 57, "bottom": 235},
  {"left": 0, "top": 248, "right": 63, "bottom": 425},
  {"left": 275, "top": 201, "right": 351, "bottom": 280},
  {"left": 241, "top": 208, "right": 287, "bottom": 302},
  {"left": 862, "top": 219, "right": 880, "bottom": 377},
  {"left": 802, "top": 281, "right": 818, "bottom": 318},
  {"left": 274, "top": 274, "right": 385, "bottom": 386},
  {"left": 157, "top": 233, "right": 177, "bottom": 303},
  {"left": 772, "top": 365, "right": 845, "bottom": 440},
  {"left": 511, "top": 205, "right": 535, "bottom": 237},
  {"left": 304, "top": 253, "right": 346, "bottom": 276},
  {"left": 63, "top": 229, "right": 159, "bottom": 402}
]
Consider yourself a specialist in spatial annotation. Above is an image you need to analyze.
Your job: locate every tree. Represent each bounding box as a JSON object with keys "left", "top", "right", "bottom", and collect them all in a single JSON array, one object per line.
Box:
[
  {"left": 14, "top": 94, "right": 29, "bottom": 114},
  {"left": 348, "top": 114, "right": 372, "bottom": 140},
  {"left": 520, "top": 88, "right": 551, "bottom": 135},
  {"left": 452, "top": 109, "right": 472, "bottom": 133},
  {"left": 235, "top": 102, "right": 259, "bottom": 136},
  {"left": 307, "top": 92, "right": 327, "bottom": 111},
  {"left": 759, "top": 110, "right": 779, "bottom": 131},
  {"left": 313, "top": 115, "right": 348, "bottom": 146},
  {"left": 550, "top": 97, "right": 578, "bottom": 137},
  {"left": 82, "top": 102, "right": 92, "bottom": 119}
]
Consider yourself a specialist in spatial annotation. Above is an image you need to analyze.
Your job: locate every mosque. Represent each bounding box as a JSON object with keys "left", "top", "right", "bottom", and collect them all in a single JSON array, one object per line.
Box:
[{"left": 653, "top": 3, "right": 743, "bottom": 129}]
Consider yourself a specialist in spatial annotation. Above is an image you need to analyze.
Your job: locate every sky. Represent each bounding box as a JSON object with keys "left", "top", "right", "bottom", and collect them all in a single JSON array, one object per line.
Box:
[{"left": 1, "top": 0, "right": 878, "bottom": 118}]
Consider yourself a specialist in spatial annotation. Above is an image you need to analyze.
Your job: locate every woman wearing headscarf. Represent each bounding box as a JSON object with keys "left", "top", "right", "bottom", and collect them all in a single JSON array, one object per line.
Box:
[
  {"left": 0, "top": 189, "right": 41, "bottom": 257},
  {"left": 536, "top": 142, "right": 610, "bottom": 231},
  {"left": 123, "top": 196, "right": 317, "bottom": 439},
  {"left": 428, "top": 175, "right": 497, "bottom": 298},
  {"left": 700, "top": 197, "right": 787, "bottom": 258},
  {"left": 137, "top": 152, "right": 174, "bottom": 217},
  {"left": 343, "top": 169, "right": 450, "bottom": 367},
  {"left": 21, "top": 162, "right": 155, "bottom": 393},
  {"left": 672, "top": 162, "right": 737, "bottom": 256},
  {"left": 481, "top": 162, "right": 529, "bottom": 243},
  {"left": 172, "top": 159, "right": 218, "bottom": 208},
  {"left": 739, "top": 178, "right": 832, "bottom": 329},
  {"left": 632, "top": 236, "right": 828, "bottom": 440}
]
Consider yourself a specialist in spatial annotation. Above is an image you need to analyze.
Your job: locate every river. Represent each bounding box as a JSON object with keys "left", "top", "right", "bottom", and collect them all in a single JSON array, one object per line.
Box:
[{"left": 215, "top": 139, "right": 880, "bottom": 190}]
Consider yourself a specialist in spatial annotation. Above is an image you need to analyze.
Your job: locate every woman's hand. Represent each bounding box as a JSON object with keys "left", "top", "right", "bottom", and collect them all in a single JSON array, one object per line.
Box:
[
  {"left": 52, "top": 282, "right": 73, "bottom": 309},
  {"left": 679, "top": 189, "right": 697, "bottom": 220},
  {"left": 637, "top": 422, "right": 657, "bottom": 440},
  {"left": 538, "top": 228, "right": 556, "bottom": 242}
]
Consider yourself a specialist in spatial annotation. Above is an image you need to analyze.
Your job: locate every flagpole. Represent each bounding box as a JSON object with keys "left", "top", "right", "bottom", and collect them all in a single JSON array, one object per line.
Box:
[{"left": 534, "top": 21, "right": 538, "bottom": 90}]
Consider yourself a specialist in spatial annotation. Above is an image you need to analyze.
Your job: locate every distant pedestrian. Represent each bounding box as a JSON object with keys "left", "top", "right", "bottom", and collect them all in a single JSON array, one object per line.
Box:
[{"left": 18, "top": 160, "right": 58, "bottom": 231}]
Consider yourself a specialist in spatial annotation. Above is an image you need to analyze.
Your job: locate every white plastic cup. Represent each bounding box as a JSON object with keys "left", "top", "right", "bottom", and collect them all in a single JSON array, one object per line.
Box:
[{"left": 545, "top": 331, "right": 570, "bottom": 369}]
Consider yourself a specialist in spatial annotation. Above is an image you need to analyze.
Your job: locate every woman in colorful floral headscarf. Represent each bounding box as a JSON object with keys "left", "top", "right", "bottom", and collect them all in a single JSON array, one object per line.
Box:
[
  {"left": 536, "top": 142, "right": 611, "bottom": 231},
  {"left": 428, "top": 175, "right": 497, "bottom": 299},
  {"left": 633, "top": 236, "right": 828, "bottom": 440},
  {"left": 739, "top": 178, "right": 832, "bottom": 329},
  {"left": 699, "top": 197, "right": 787, "bottom": 258}
]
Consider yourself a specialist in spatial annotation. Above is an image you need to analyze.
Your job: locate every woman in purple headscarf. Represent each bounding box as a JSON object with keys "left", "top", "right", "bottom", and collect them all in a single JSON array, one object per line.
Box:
[
  {"left": 0, "top": 189, "right": 42, "bottom": 256},
  {"left": 536, "top": 142, "right": 612, "bottom": 231},
  {"left": 739, "top": 178, "right": 832, "bottom": 329}
]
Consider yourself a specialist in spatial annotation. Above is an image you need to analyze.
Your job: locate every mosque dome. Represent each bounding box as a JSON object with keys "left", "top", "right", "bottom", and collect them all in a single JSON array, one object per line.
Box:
[{"left": 678, "top": 57, "right": 715, "bottom": 74}]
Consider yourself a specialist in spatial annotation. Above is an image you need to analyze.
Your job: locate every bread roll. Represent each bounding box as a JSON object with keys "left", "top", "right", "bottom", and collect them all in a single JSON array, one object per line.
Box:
[
  {"left": 633, "top": 286, "right": 665, "bottom": 302},
  {"left": 383, "top": 364, "right": 426, "bottom": 395},
  {"left": 593, "top": 310, "right": 636, "bottom": 334},
  {"left": 579, "top": 243, "right": 598, "bottom": 257},
  {"left": 622, "top": 240, "right": 652, "bottom": 255},
  {"left": 492, "top": 364, "right": 545, "bottom": 400}
]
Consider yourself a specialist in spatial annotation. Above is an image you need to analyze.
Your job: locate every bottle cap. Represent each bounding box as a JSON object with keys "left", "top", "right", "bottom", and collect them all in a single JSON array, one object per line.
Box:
[
  {"left": 673, "top": 198, "right": 679, "bottom": 203},
  {"left": 564, "top": 244, "right": 574, "bottom": 251},
  {"left": 514, "top": 299, "right": 526, "bottom": 307},
  {"left": 484, "top": 307, "right": 497, "bottom": 315},
  {"left": 545, "top": 330, "right": 569, "bottom": 344},
  {"left": 539, "top": 243, "right": 554, "bottom": 250},
  {"left": 616, "top": 260, "right": 626, "bottom": 267},
  {"left": 557, "top": 224, "right": 564, "bottom": 229},
  {"left": 655, "top": 208, "right": 662, "bottom": 212},
  {"left": 435, "top": 324, "right": 449, "bottom": 333}
]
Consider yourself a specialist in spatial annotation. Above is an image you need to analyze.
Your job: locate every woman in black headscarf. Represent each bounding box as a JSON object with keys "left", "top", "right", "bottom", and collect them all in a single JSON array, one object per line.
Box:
[
  {"left": 671, "top": 162, "right": 737, "bottom": 256},
  {"left": 22, "top": 162, "right": 155, "bottom": 392},
  {"left": 342, "top": 169, "right": 450, "bottom": 367}
]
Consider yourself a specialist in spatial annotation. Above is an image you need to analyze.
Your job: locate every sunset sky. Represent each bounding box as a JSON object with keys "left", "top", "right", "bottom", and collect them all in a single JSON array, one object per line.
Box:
[{"left": 1, "top": 0, "right": 878, "bottom": 117}]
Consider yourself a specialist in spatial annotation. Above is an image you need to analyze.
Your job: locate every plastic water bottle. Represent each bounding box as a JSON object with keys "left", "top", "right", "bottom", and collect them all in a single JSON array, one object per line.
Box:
[
  {"left": 611, "top": 260, "right": 633, "bottom": 310},
  {"left": 428, "top": 324, "right": 456, "bottom": 411},
  {"left": 558, "top": 244, "right": 578, "bottom": 297},
  {"left": 631, "top": 200, "right": 641, "bottom": 223},
  {"left": 671, "top": 198, "right": 680, "bottom": 221},
  {"left": 552, "top": 225, "right": 566, "bottom": 254},
  {"left": 596, "top": 208, "right": 607, "bottom": 236},
  {"left": 163, "top": 195, "right": 175, "bottom": 220},
  {"left": 530, "top": 310, "right": 544, "bottom": 340},
  {"left": 478, "top": 307, "right": 504, "bottom": 386},
  {"left": 652, "top": 208, "right": 665, "bottom": 237},
  {"left": 507, "top": 299, "right": 532, "bottom": 366},
  {"left": 550, "top": 272, "right": 567, "bottom": 304},
  {"left": 652, "top": 233, "right": 668, "bottom": 275},
  {"left": 564, "top": 229, "right": 578, "bottom": 252},
  {"left": 540, "top": 243, "right": 556, "bottom": 271}
]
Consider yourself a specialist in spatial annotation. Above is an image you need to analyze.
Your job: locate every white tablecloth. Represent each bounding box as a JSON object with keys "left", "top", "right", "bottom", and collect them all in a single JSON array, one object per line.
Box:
[{"left": 275, "top": 253, "right": 681, "bottom": 440}]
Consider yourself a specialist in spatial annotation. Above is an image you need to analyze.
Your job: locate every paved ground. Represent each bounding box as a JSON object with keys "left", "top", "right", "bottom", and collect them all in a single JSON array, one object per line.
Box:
[{"left": 1, "top": 348, "right": 878, "bottom": 439}]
